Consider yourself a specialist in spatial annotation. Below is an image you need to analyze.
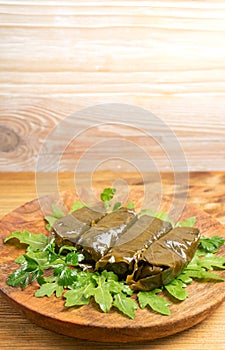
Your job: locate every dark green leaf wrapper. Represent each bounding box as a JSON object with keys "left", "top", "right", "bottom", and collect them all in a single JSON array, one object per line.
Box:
[
  {"left": 127, "top": 226, "right": 200, "bottom": 291},
  {"left": 53, "top": 206, "right": 105, "bottom": 247},
  {"left": 76, "top": 207, "right": 137, "bottom": 263},
  {"left": 96, "top": 215, "right": 172, "bottom": 277}
]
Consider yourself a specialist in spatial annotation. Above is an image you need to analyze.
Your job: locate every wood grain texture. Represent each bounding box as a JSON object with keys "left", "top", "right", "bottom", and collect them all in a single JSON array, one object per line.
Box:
[
  {"left": 0, "top": 1, "right": 225, "bottom": 171},
  {"left": 0, "top": 193, "right": 225, "bottom": 343},
  {"left": 0, "top": 171, "right": 225, "bottom": 349}
]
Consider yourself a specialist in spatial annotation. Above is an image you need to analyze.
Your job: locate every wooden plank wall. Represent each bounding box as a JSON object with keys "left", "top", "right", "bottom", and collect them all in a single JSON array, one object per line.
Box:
[{"left": 0, "top": 0, "right": 225, "bottom": 172}]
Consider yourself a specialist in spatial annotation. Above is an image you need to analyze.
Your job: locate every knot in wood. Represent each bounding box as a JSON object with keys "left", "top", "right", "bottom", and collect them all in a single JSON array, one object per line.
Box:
[{"left": 0, "top": 125, "right": 20, "bottom": 152}]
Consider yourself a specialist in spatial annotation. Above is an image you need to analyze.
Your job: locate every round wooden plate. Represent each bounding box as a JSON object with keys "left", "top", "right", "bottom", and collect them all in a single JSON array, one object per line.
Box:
[{"left": 0, "top": 193, "right": 225, "bottom": 343}]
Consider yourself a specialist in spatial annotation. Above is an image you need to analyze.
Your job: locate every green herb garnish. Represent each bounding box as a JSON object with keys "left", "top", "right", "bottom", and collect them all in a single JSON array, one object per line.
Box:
[{"left": 3, "top": 188, "right": 225, "bottom": 319}]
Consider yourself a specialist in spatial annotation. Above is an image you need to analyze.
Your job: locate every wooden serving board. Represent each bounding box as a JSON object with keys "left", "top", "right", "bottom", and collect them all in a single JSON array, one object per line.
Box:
[{"left": 0, "top": 192, "right": 225, "bottom": 343}]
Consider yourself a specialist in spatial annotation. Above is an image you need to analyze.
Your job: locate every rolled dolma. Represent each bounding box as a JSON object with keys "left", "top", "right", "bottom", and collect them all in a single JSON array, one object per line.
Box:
[
  {"left": 126, "top": 226, "right": 200, "bottom": 291},
  {"left": 53, "top": 206, "right": 105, "bottom": 248},
  {"left": 76, "top": 207, "right": 137, "bottom": 263},
  {"left": 96, "top": 215, "right": 172, "bottom": 278}
]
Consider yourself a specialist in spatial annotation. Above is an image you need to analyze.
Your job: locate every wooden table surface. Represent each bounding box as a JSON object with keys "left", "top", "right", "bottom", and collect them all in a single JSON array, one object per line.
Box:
[
  {"left": 1, "top": 0, "right": 225, "bottom": 348},
  {"left": 0, "top": 171, "right": 225, "bottom": 349},
  {"left": 1, "top": 0, "right": 225, "bottom": 173}
]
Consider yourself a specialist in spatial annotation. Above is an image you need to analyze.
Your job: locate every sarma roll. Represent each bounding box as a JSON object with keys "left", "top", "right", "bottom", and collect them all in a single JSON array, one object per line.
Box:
[
  {"left": 76, "top": 207, "right": 137, "bottom": 263},
  {"left": 96, "top": 215, "right": 172, "bottom": 277},
  {"left": 53, "top": 206, "right": 105, "bottom": 248},
  {"left": 126, "top": 226, "right": 200, "bottom": 291}
]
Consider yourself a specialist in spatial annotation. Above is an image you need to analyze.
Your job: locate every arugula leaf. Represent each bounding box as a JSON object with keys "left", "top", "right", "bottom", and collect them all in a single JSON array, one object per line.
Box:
[
  {"left": 138, "top": 289, "right": 170, "bottom": 316},
  {"left": 113, "top": 293, "right": 137, "bottom": 319},
  {"left": 101, "top": 270, "right": 119, "bottom": 282},
  {"left": 69, "top": 201, "right": 86, "bottom": 213},
  {"left": 64, "top": 288, "right": 91, "bottom": 307},
  {"left": 126, "top": 201, "right": 135, "bottom": 209},
  {"left": 164, "top": 279, "right": 188, "bottom": 301},
  {"left": 44, "top": 204, "right": 64, "bottom": 231},
  {"left": 94, "top": 284, "right": 113, "bottom": 313},
  {"left": 138, "top": 209, "right": 155, "bottom": 217},
  {"left": 155, "top": 212, "right": 175, "bottom": 227},
  {"left": 183, "top": 268, "right": 224, "bottom": 281},
  {"left": 4, "top": 231, "right": 49, "bottom": 251},
  {"left": 51, "top": 205, "right": 65, "bottom": 218},
  {"left": 196, "top": 253, "right": 225, "bottom": 270},
  {"left": 44, "top": 217, "right": 57, "bottom": 231},
  {"left": 198, "top": 236, "right": 225, "bottom": 253},
  {"left": 177, "top": 272, "right": 193, "bottom": 284},
  {"left": 175, "top": 217, "right": 196, "bottom": 228},
  {"left": 35, "top": 282, "right": 64, "bottom": 298},
  {"left": 138, "top": 210, "right": 174, "bottom": 227}
]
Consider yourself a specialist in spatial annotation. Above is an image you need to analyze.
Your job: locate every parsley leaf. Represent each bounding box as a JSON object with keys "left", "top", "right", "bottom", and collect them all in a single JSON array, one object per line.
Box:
[
  {"left": 100, "top": 188, "right": 116, "bottom": 211},
  {"left": 7, "top": 255, "right": 43, "bottom": 289},
  {"left": 100, "top": 188, "right": 116, "bottom": 202},
  {"left": 53, "top": 265, "right": 78, "bottom": 288}
]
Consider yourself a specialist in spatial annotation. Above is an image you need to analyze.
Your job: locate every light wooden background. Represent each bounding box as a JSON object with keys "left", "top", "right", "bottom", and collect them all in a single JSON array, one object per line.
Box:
[{"left": 0, "top": 0, "right": 225, "bottom": 172}]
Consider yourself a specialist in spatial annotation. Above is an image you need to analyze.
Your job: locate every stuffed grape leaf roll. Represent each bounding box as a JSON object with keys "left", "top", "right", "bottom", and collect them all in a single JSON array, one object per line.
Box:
[
  {"left": 76, "top": 207, "right": 137, "bottom": 263},
  {"left": 96, "top": 215, "right": 172, "bottom": 278},
  {"left": 126, "top": 226, "right": 200, "bottom": 291},
  {"left": 53, "top": 206, "right": 105, "bottom": 248}
]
